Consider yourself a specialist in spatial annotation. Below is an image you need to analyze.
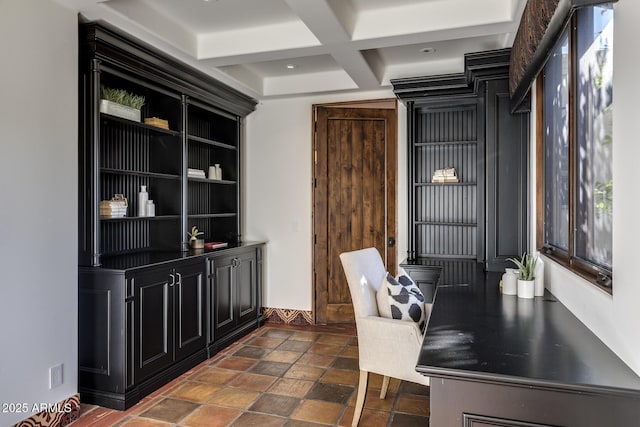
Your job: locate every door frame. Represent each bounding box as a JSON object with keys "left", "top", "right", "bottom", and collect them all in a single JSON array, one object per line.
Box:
[{"left": 312, "top": 98, "right": 398, "bottom": 324}]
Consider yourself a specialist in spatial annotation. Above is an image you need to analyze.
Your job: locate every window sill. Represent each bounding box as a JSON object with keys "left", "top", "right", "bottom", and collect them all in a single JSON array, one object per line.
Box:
[{"left": 539, "top": 251, "right": 613, "bottom": 295}]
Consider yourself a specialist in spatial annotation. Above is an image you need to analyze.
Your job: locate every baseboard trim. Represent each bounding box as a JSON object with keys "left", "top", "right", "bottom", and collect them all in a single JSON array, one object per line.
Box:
[
  {"left": 263, "top": 307, "right": 313, "bottom": 325},
  {"left": 13, "top": 394, "right": 80, "bottom": 427}
]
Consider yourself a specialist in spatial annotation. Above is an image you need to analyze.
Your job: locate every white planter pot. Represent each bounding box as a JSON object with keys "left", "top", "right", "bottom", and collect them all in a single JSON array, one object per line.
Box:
[
  {"left": 100, "top": 99, "right": 141, "bottom": 122},
  {"left": 517, "top": 279, "right": 535, "bottom": 299}
]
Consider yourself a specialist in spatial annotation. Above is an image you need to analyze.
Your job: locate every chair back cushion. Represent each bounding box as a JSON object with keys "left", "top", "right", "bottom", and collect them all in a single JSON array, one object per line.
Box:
[
  {"left": 339, "top": 248, "right": 386, "bottom": 318},
  {"left": 378, "top": 271, "right": 427, "bottom": 331}
]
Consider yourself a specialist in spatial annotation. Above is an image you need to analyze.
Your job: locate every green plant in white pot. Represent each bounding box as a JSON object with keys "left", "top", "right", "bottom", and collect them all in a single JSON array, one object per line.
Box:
[
  {"left": 507, "top": 252, "right": 538, "bottom": 299},
  {"left": 188, "top": 226, "right": 204, "bottom": 249}
]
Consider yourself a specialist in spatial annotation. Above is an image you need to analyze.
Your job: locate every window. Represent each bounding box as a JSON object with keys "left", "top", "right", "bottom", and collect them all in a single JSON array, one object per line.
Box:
[{"left": 539, "top": 4, "right": 614, "bottom": 291}]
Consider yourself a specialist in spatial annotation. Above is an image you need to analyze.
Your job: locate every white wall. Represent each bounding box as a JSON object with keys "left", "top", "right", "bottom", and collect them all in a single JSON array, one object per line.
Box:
[
  {"left": 0, "top": 0, "right": 78, "bottom": 425},
  {"left": 531, "top": 1, "right": 640, "bottom": 375},
  {"left": 244, "top": 91, "right": 407, "bottom": 311}
]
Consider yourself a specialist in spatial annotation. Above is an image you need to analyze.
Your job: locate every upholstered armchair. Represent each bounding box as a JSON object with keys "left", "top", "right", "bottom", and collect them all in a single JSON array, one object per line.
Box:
[{"left": 339, "top": 248, "right": 430, "bottom": 427}]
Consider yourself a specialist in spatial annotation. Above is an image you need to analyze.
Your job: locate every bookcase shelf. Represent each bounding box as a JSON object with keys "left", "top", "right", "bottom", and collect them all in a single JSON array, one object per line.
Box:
[
  {"left": 101, "top": 114, "right": 182, "bottom": 136},
  {"left": 415, "top": 140, "right": 477, "bottom": 146}
]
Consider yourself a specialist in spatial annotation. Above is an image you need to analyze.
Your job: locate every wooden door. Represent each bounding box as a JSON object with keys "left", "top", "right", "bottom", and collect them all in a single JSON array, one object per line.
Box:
[{"left": 314, "top": 104, "right": 397, "bottom": 324}]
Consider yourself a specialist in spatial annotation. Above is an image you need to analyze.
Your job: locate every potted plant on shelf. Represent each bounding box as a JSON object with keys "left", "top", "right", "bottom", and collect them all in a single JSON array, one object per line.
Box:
[
  {"left": 100, "top": 86, "right": 145, "bottom": 122},
  {"left": 188, "top": 226, "right": 205, "bottom": 249},
  {"left": 507, "top": 252, "right": 538, "bottom": 299}
]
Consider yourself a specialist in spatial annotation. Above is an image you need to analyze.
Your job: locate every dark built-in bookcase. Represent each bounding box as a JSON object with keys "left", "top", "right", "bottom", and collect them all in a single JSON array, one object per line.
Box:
[
  {"left": 78, "top": 21, "right": 264, "bottom": 410},
  {"left": 79, "top": 23, "right": 255, "bottom": 267},
  {"left": 393, "top": 49, "right": 529, "bottom": 294},
  {"left": 412, "top": 101, "right": 482, "bottom": 258}
]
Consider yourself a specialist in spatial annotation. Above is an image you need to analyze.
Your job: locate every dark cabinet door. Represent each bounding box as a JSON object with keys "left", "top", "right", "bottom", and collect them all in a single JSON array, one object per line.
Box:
[
  {"left": 236, "top": 250, "right": 258, "bottom": 326},
  {"left": 485, "top": 79, "right": 529, "bottom": 271},
  {"left": 131, "top": 268, "right": 173, "bottom": 383},
  {"left": 211, "top": 254, "right": 236, "bottom": 340},
  {"left": 174, "top": 261, "right": 206, "bottom": 362},
  {"left": 209, "top": 248, "right": 260, "bottom": 343}
]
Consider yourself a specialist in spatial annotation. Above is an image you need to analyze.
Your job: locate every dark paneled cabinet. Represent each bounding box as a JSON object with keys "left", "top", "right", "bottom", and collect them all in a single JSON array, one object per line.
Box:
[
  {"left": 208, "top": 248, "right": 260, "bottom": 348},
  {"left": 130, "top": 267, "right": 174, "bottom": 383},
  {"left": 393, "top": 49, "right": 529, "bottom": 286},
  {"left": 130, "top": 260, "right": 205, "bottom": 384},
  {"left": 79, "top": 244, "right": 263, "bottom": 410},
  {"left": 77, "top": 21, "right": 263, "bottom": 410}
]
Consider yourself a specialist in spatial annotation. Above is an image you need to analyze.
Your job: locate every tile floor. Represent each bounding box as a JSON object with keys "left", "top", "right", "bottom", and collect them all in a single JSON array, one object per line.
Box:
[{"left": 70, "top": 323, "right": 430, "bottom": 427}]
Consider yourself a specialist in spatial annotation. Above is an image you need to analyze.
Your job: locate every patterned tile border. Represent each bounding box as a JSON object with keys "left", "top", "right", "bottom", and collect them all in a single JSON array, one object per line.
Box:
[
  {"left": 263, "top": 307, "right": 313, "bottom": 325},
  {"left": 13, "top": 393, "right": 80, "bottom": 427}
]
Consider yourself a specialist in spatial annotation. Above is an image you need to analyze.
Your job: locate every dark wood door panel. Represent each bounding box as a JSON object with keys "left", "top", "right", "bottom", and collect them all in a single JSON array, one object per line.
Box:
[{"left": 314, "top": 104, "right": 397, "bottom": 323}]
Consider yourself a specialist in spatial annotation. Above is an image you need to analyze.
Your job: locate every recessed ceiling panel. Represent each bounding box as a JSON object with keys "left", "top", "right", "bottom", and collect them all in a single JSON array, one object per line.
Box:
[
  {"left": 373, "top": 34, "right": 506, "bottom": 66},
  {"left": 241, "top": 54, "right": 341, "bottom": 78},
  {"left": 123, "top": 0, "right": 300, "bottom": 34}
]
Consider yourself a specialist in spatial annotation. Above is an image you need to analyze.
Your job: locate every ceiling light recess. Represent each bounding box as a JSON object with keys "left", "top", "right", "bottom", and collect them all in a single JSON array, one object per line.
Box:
[{"left": 420, "top": 47, "right": 436, "bottom": 54}]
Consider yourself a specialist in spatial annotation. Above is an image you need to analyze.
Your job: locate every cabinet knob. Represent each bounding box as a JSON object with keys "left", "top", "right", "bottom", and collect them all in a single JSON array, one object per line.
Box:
[
  {"left": 175, "top": 272, "right": 182, "bottom": 285},
  {"left": 168, "top": 273, "right": 175, "bottom": 287},
  {"left": 232, "top": 257, "right": 241, "bottom": 268}
]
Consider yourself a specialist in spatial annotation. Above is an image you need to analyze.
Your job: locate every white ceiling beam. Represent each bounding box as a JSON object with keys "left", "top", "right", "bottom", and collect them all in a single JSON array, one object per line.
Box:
[
  {"left": 284, "top": 0, "right": 380, "bottom": 88},
  {"left": 201, "top": 19, "right": 515, "bottom": 67},
  {"left": 283, "top": 0, "right": 351, "bottom": 43}
]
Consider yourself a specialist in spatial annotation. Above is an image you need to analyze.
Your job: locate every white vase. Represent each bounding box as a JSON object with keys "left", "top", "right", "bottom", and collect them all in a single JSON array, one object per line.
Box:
[
  {"left": 517, "top": 279, "right": 535, "bottom": 299},
  {"left": 534, "top": 254, "right": 545, "bottom": 297},
  {"left": 502, "top": 270, "right": 518, "bottom": 295}
]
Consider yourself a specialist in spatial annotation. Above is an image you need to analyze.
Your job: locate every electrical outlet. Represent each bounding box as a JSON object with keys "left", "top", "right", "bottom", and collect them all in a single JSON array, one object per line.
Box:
[{"left": 49, "top": 364, "right": 63, "bottom": 389}]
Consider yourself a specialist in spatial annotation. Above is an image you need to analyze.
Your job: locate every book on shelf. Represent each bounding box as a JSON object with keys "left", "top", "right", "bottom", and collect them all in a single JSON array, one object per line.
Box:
[
  {"left": 204, "top": 241, "right": 228, "bottom": 249},
  {"left": 187, "top": 168, "right": 206, "bottom": 178},
  {"left": 431, "top": 177, "right": 460, "bottom": 183}
]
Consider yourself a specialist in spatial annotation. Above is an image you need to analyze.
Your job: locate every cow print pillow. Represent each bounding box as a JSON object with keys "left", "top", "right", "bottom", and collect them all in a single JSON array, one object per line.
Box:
[{"left": 378, "top": 271, "right": 426, "bottom": 331}]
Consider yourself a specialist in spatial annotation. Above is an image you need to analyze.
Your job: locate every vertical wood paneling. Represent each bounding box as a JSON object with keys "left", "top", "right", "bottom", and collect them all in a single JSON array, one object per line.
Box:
[{"left": 413, "top": 103, "right": 479, "bottom": 258}]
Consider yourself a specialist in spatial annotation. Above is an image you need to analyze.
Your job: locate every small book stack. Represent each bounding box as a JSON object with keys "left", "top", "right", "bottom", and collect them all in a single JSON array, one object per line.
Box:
[
  {"left": 144, "top": 117, "right": 169, "bottom": 130},
  {"left": 432, "top": 167, "right": 459, "bottom": 183},
  {"left": 100, "top": 194, "right": 128, "bottom": 218},
  {"left": 187, "top": 168, "right": 206, "bottom": 179}
]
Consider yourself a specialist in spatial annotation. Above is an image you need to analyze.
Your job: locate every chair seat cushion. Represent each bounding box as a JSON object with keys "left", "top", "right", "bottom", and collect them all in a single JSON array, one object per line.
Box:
[{"left": 377, "top": 270, "right": 426, "bottom": 330}]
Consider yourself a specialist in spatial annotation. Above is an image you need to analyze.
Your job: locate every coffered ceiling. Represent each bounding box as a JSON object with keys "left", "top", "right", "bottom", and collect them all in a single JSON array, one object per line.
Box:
[{"left": 57, "top": 0, "right": 527, "bottom": 99}]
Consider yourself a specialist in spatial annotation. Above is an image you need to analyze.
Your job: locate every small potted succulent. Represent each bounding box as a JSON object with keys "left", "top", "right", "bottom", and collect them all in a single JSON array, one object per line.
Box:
[
  {"left": 188, "top": 226, "right": 204, "bottom": 249},
  {"left": 507, "top": 252, "right": 538, "bottom": 299}
]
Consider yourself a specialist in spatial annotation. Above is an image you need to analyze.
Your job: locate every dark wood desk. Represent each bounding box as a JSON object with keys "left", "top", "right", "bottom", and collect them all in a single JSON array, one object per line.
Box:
[{"left": 418, "top": 281, "right": 640, "bottom": 427}]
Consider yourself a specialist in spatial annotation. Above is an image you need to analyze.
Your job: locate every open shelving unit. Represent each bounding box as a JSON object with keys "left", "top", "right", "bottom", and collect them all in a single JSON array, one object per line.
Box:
[
  {"left": 186, "top": 101, "right": 240, "bottom": 244},
  {"left": 411, "top": 101, "right": 482, "bottom": 259},
  {"left": 78, "top": 23, "right": 256, "bottom": 266}
]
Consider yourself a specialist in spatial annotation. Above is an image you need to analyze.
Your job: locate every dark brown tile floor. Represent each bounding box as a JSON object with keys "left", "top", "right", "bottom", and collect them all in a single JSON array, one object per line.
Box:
[{"left": 70, "top": 323, "right": 430, "bottom": 426}]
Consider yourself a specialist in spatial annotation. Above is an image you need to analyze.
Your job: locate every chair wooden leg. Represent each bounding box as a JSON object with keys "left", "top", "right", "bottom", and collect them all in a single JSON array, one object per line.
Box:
[
  {"left": 380, "top": 375, "right": 390, "bottom": 399},
  {"left": 352, "top": 370, "right": 369, "bottom": 427}
]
